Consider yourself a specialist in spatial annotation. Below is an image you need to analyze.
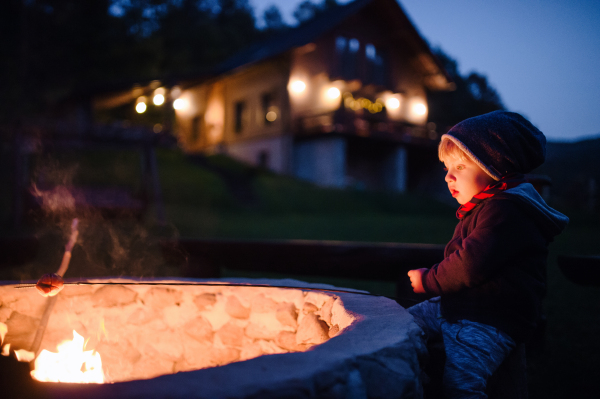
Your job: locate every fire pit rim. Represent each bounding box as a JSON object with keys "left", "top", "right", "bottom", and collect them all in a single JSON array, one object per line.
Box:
[{"left": 2, "top": 277, "right": 425, "bottom": 399}]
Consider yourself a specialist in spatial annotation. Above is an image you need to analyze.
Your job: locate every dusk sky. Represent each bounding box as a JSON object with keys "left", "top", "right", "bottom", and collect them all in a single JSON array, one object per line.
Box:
[{"left": 250, "top": 0, "right": 600, "bottom": 142}]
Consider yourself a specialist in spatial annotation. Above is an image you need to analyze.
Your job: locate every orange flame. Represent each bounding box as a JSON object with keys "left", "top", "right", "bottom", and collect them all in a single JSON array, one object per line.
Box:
[{"left": 30, "top": 330, "right": 104, "bottom": 383}]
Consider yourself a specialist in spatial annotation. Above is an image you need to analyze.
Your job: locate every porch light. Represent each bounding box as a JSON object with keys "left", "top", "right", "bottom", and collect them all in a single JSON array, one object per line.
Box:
[
  {"left": 406, "top": 98, "right": 428, "bottom": 123},
  {"left": 327, "top": 87, "right": 341, "bottom": 99},
  {"left": 386, "top": 97, "right": 400, "bottom": 110},
  {"left": 290, "top": 80, "right": 306, "bottom": 93},
  {"left": 173, "top": 98, "right": 187, "bottom": 110},
  {"left": 412, "top": 102, "right": 427, "bottom": 116}
]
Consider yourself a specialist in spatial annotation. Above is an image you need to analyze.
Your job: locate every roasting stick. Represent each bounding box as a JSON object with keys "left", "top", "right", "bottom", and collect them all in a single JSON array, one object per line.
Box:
[
  {"left": 29, "top": 219, "right": 79, "bottom": 358},
  {"left": 56, "top": 218, "right": 79, "bottom": 277}
]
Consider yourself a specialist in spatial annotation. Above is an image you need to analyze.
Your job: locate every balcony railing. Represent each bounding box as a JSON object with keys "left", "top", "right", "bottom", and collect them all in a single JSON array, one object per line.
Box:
[{"left": 295, "top": 108, "right": 435, "bottom": 143}]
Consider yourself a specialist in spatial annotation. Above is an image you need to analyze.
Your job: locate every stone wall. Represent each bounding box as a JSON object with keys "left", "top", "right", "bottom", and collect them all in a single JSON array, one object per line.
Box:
[
  {"left": 0, "top": 278, "right": 354, "bottom": 383},
  {"left": 0, "top": 278, "right": 425, "bottom": 399}
]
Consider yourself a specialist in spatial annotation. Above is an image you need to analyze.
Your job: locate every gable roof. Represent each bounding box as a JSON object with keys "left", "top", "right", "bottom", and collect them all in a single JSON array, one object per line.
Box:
[
  {"left": 90, "top": 0, "right": 452, "bottom": 109},
  {"left": 205, "top": 0, "right": 452, "bottom": 91}
]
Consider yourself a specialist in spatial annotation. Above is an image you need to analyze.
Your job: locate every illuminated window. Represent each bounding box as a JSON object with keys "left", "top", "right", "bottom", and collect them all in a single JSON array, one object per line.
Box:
[{"left": 234, "top": 101, "right": 245, "bottom": 133}]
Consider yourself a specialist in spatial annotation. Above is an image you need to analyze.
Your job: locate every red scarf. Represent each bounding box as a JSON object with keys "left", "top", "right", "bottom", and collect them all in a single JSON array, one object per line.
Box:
[{"left": 456, "top": 173, "right": 527, "bottom": 219}]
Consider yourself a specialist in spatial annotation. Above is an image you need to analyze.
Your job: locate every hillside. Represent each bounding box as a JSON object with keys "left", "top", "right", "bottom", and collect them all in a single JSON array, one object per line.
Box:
[{"left": 533, "top": 136, "right": 600, "bottom": 211}]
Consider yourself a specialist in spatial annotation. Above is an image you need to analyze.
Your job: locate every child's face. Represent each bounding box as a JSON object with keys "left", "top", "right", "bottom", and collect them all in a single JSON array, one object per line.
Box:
[{"left": 443, "top": 154, "right": 496, "bottom": 205}]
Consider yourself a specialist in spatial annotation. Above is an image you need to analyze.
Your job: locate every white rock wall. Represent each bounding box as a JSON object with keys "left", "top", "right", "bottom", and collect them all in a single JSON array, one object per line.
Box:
[{"left": 0, "top": 279, "right": 353, "bottom": 383}]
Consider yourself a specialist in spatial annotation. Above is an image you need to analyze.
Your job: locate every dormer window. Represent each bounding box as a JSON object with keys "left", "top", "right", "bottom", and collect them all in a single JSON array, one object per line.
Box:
[
  {"left": 335, "top": 37, "right": 347, "bottom": 53},
  {"left": 336, "top": 35, "right": 360, "bottom": 80},
  {"left": 366, "top": 44, "right": 377, "bottom": 60},
  {"left": 334, "top": 36, "right": 387, "bottom": 85},
  {"left": 365, "top": 43, "right": 386, "bottom": 86}
]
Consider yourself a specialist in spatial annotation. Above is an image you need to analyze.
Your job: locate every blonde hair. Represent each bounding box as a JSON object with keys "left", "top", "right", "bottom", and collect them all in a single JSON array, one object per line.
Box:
[{"left": 438, "top": 137, "right": 469, "bottom": 162}]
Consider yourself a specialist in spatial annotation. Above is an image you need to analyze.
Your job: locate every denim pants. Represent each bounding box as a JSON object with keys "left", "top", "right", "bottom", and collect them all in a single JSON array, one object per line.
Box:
[{"left": 408, "top": 297, "right": 516, "bottom": 398}]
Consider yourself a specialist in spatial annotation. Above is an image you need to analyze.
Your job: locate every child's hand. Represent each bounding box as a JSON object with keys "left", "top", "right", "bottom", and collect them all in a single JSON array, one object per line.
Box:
[{"left": 407, "top": 268, "right": 428, "bottom": 294}]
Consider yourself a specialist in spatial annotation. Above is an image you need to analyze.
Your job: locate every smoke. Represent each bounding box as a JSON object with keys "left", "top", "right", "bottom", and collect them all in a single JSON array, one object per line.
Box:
[
  {"left": 25, "top": 156, "right": 180, "bottom": 280},
  {"left": 30, "top": 185, "right": 77, "bottom": 216}
]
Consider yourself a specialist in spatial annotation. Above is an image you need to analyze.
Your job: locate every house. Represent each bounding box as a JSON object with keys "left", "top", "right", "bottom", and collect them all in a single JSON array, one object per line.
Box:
[{"left": 93, "top": 0, "right": 453, "bottom": 192}]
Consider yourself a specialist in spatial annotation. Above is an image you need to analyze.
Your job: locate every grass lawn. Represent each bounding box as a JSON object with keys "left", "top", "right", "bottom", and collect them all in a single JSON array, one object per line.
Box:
[{"left": 1, "top": 146, "right": 598, "bottom": 398}]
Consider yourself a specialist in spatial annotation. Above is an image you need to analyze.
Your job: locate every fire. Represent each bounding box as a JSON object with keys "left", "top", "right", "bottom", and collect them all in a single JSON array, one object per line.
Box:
[{"left": 30, "top": 330, "right": 105, "bottom": 383}]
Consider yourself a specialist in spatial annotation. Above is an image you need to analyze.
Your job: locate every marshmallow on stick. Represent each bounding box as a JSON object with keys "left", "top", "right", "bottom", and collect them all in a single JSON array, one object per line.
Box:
[{"left": 36, "top": 219, "right": 79, "bottom": 297}]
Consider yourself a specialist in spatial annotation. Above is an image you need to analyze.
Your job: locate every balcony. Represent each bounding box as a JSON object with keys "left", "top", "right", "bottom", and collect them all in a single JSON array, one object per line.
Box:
[{"left": 294, "top": 107, "right": 436, "bottom": 144}]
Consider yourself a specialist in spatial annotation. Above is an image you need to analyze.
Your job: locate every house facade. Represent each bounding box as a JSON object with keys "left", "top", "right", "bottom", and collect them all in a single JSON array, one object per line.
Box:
[{"left": 94, "top": 0, "right": 453, "bottom": 192}]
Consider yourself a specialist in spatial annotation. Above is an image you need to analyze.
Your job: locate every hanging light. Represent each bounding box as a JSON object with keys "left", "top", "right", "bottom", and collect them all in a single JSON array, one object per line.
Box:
[
  {"left": 153, "top": 94, "right": 165, "bottom": 106},
  {"left": 153, "top": 88, "right": 166, "bottom": 106},
  {"left": 135, "top": 96, "right": 147, "bottom": 114}
]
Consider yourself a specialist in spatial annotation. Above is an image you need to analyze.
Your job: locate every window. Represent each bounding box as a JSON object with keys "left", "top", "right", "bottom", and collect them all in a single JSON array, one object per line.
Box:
[
  {"left": 335, "top": 36, "right": 389, "bottom": 85},
  {"left": 336, "top": 35, "right": 360, "bottom": 80},
  {"left": 335, "top": 36, "right": 347, "bottom": 53},
  {"left": 365, "top": 44, "right": 377, "bottom": 60},
  {"left": 234, "top": 101, "right": 245, "bottom": 133},
  {"left": 365, "top": 43, "right": 386, "bottom": 86},
  {"left": 191, "top": 115, "right": 201, "bottom": 143}
]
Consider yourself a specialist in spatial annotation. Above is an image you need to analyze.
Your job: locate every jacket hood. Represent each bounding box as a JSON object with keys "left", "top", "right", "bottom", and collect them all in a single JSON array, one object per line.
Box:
[
  {"left": 503, "top": 183, "right": 569, "bottom": 238},
  {"left": 442, "top": 111, "right": 546, "bottom": 180}
]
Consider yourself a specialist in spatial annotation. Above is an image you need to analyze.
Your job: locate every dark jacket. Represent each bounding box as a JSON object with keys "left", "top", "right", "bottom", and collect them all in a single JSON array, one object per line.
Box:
[{"left": 422, "top": 183, "right": 569, "bottom": 343}]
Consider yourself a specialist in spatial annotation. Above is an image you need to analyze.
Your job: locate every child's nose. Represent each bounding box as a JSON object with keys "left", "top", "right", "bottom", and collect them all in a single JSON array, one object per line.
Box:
[{"left": 445, "top": 171, "right": 455, "bottom": 182}]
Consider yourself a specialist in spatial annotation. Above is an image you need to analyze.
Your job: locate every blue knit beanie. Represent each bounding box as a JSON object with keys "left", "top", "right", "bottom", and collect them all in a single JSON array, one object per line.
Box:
[{"left": 441, "top": 110, "right": 546, "bottom": 180}]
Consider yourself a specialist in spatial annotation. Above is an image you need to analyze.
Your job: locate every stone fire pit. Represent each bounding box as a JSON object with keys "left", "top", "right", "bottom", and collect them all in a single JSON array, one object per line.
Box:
[{"left": 0, "top": 278, "right": 425, "bottom": 398}]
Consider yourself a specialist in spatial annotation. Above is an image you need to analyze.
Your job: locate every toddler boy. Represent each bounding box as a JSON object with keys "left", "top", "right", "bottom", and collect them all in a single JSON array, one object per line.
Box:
[{"left": 407, "top": 110, "right": 569, "bottom": 397}]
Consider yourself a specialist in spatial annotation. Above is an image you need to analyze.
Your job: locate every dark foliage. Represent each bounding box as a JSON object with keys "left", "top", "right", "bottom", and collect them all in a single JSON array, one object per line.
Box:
[
  {"left": 1, "top": 0, "right": 501, "bottom": 133},
  {"left": 427, "top": 48, "right": 505, "bottom": 131},
  {"left": 534, "top": 136, "right": 600, "bottom": 212},
  {"left": 0, "top": 0, "right": 264, "bottom": 125}
]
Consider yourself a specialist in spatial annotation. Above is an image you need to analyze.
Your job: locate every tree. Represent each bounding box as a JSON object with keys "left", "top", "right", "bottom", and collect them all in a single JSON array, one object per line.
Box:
[
  {"left": 0, "top": 0, "right": 142, "bottom": 124},
  {"left": 0, "top": 0, "right": 267, "bottom": 126},
  {"left": 427, "top": 48, "right": 505, "bottom": 130},
  {"left": 263, "top": 5, "right": 287, "bottom": 32},
  {"left": 293, "top": 0, "right": 338, "bottom": 25}
]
